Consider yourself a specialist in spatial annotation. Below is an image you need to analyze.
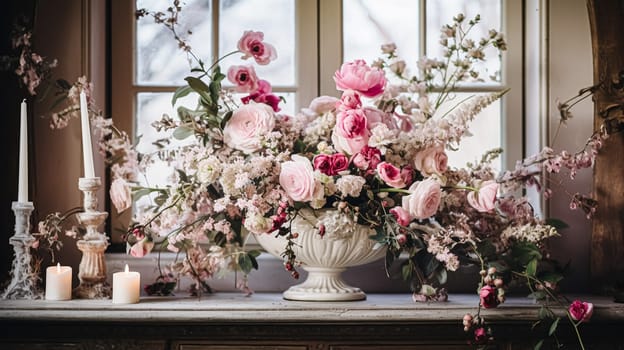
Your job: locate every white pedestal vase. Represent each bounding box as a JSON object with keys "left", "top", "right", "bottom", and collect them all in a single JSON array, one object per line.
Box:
[{"left": 255, "top": 208, "right": 386, "bottom": 301}]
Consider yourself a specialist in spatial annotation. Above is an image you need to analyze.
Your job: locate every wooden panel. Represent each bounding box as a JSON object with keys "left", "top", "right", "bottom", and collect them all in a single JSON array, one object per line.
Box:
[{"left": 586, "top": 0, "right": 624, "bottom": 290}]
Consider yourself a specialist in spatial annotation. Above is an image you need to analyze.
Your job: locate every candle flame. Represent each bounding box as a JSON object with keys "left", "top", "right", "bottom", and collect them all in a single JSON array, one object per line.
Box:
[
  {"left": 56, "top": 262, "right": 61, "bottom": 273},
  {"left": 124, "top": 264, "right": 129, "bottom": 273}
]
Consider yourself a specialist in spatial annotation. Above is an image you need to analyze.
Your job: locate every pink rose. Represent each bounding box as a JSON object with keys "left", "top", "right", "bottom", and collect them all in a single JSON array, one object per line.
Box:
[
  {"left": 334, "top": 59, "right": 387, "bottom": 97},
  {"left": 401, "top": 166, "right": 413, "bottom": 187},
  {"left": 313, "top": 154, "right": 333, "bottom": 175},
  {"left": 569, "top": 300, "right": 594, "bottom": 322},
  {"left": 413, "top": 145, "right": 448, "bottom": 176},
  {"left": 473, "top": 327, "right": 488, "bottom": 344},
  {"left": 377, "top": 162, "right": 407, "bottom": 188},
  {"left": 223, "top": 103, "right": 276, "bottom": 154},
  {"left": 241, "top": 80, "right": 281, "bottom": 112},
  {"left": 332, "top": 132, "right": 369, "bottom": 155},
  {"left": 280, "top": 155, "right": 318, "bottom": 202},
  {"left": 110, "top": 178, "right": 132, "bottom": 213},
  {"left": 363, "top": 107, "right": 398, "bottom": 130},
  {"left": 331, "top": 153, "right": 350, "bottom": 174},
  {"left": 336, "top": 90, "right": 362, "bottom": 111},
  {"left": 390, "top": 206, "right": 412, "bottom": 226},
  {"left": 237, "top": 30, "right": 277, "bottom": 65},
  {"left": 308, "top": 95, "right": 339, "bottom": 115},
  {"left": 467, "top": 180, "right": 499, "bottom": 213},
  {"left": 226, "top": 65, "right": 258, "bottom": 93},
  {"left": 335, "top": 109, "right": 369, "bottom": 138},
  {"left": 479, "top": 285, "right": 500, "bottom": 309},
  {"left": 402, "top": 179, "right": 441, "bottom": 219},
  {"left": 352, "top": 145, "right": 382, "bottom": 171},
  {"left": 313, "top": 153, "right": 350, "bottom": 176},
  {"left": 129, "top": 237, "right": 154, "bottom": 258}
]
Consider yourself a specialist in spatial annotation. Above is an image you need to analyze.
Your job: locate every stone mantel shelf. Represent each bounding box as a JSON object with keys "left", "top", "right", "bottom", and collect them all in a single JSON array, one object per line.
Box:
[{"left": 1, "top": 293, "right": 623, "bottom": 323}]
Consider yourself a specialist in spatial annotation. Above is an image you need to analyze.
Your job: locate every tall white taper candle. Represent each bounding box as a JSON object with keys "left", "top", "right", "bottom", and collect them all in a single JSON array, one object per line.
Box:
[
  {"left": 18, "top": 99, "right": 28, "bottom": 203},
  {"left": 79, "top": 90, "right": 95, "bottom": 178}
]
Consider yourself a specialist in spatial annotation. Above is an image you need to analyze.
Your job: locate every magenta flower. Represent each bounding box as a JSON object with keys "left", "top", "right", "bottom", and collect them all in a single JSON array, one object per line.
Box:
[
  {"left": 237, "top": 30, "right": 277, "bottom": 65},
  {"left": 473, "top": 327, "right": 488, "bottom": 344},
  {"left": 569, "top": 300, "right": 594, "bottom": 323},
  {"left": 479, "top": 285, "right": 500, "bottom": 309}
]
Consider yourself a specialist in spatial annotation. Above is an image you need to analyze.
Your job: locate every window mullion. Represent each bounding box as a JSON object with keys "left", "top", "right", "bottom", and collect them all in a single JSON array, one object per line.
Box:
[{"left": 318, "top": 0, "right": 343, "bottom": 97}]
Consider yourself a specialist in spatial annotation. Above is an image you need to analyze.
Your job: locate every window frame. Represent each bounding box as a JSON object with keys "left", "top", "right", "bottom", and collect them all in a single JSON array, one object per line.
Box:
[{"left": 111, "top": 0, "right": 525, "bottom": 243}]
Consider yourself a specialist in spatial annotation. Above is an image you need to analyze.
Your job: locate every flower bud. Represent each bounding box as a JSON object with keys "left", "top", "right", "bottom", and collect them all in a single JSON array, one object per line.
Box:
[
  {"left": 487, "top": 267, "right": 497, "bottom": 275},
  {"left": 494, "top": 278, "right": 504, "bottom": 288}
]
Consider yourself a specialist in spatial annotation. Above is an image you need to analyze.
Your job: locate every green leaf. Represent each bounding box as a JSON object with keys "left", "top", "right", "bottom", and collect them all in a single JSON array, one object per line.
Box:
[
  {"left": 539, "top": 271, "right": 564, "bottom": 284},
  {"left": 534, "top": 339, "right": 544, "bottom": 350},
  {"left": 220, "top": 110, "right": 233, "bottom": 130},
  {"left": 176, "top": 169, "right": 188, "bottom": 182},
  {"left": 545, "top": 218, "right": 569, "bottom": 230},
  {"left": 184, "top": 76, "right": 212, "bottom": 104},
  {"left": 209, "top": 81, "right": 221, "bottom": 106},
  {"left": 511, "top": 241, "right": 542, "bottom": 265},
  {"left": 171, "top": 85, "right": 193, "bottom": 106},
  {"left": 247, "top": 249, "right": 261, "bottom": 258},
  {"left": 401, "top": 263, "right": 413, "bottom": 281},
  {"left": 56, "top": 79, "right": 73, "bottom": 90},
  {"left": 238, "top": 254, "right": 253, "bottom": 274},
  {"left": 526, "top": 258, "right": 538, "bottom": 277},
  {"left": 173, "top": 126, "right": 194, "bottom": 140},
  {"left": 548, "top": 317, "right": 560, "bottom": 336}
]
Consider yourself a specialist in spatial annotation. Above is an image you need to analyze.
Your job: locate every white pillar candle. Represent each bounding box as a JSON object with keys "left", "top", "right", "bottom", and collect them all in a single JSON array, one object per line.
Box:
[
  {"left": 18, "top": 99, "right": 28, "bottom": 203},
  {"left": 112, "top": 264, "right": 140, "bottom": 304},
  {"left": 45, "top": 263, "right": 72, "bottom": 300},
  {"left": 79, "top": 90, "right": 95, "bottom": 178}
]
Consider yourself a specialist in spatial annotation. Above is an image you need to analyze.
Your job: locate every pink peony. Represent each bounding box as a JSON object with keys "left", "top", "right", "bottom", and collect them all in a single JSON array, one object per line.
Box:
[
  {"left": 335, "top": 109, "right": 369, "bottom": 139},
  {"left": 479, "top": 285, "right": 500, "bottom": 309},
  {"left": 129, "top": 237, "right": 154, "bottom": 258},
  {"left": 279, "top": 155, "right": 318, "bottom": 202},
  {"left": 334, "top": 59, "right": 387, "bottom": 97},
  {"left": 377, "top": 162, "right": 407, "bottom": 188},
  {"left": 467, "top": 180, "right": 499, "bottom": 213},
  {"left": 413, "top": 145, "right": 448, "bottom": 176},
  {"left": 226, "top": 65, "right": 258, "bottom": 93},
  {"left": 223, "top": 103, "right": 276, "bottom": 153},
  {"left": 237, "top": 30, "right": 277, "bottom": 65},
  {"left": 390, "top": 206, "right": 412, "bottom": 226},
  {"left": 336, "top": 90, "right": 362, "bottom": 111},
  {"left": 110, "top": 178, "right": 132, "bottom": 213},
  {"left": 402, "top": 179, "right": 441, "bottom": 219},
  {"left": 569, "top": 300, "right": 594, "bottom": 323}
]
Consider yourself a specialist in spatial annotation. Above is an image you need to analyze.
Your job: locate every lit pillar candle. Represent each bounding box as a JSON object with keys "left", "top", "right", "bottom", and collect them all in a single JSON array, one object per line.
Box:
[
  {"left": 79, "top": 90, "right": 95, "bottom": 178},
  {"left": 45, "top": 263, "right": 72, "bottom": 300},
  {"left": 18, "top": 99, "right": 28, "bottom": 202},
  {"left": 112, "top": 264, "right": 140, "bottom": 304}
]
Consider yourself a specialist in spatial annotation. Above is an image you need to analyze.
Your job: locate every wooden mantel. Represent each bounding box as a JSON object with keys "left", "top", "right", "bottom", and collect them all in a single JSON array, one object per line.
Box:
[
  {"left": 0, "top": 293, "right": 623, "bottom": 349},
  {"left": 587, "top": 0, "right": 624, "bottom": 290}
]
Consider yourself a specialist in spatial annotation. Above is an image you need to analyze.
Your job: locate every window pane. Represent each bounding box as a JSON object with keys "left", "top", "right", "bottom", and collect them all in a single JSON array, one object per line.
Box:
[
  {"left": 219, "top": 0, "right": 295, "bottom": 86},
  {"left": 437, "top": 93, "right": 502, "bottom": 172},
  {"left": 136, "top": 0, "right": 211, "bottom": 85},
  {"left": 426, "top": 0, "right": 502, "bottom": 85},
  {"left": 343, "top": 0, "right": 420, "bottom": 65}
]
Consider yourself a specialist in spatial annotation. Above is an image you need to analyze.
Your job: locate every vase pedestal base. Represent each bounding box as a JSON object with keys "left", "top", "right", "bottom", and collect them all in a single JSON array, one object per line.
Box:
[{"left": 283, "top": 267, "right": 366, "bottom": 301}]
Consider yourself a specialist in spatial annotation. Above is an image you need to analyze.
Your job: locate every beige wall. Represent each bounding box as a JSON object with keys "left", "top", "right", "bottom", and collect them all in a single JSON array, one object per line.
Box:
[{"left": 32, "top": 0, "right": 107, "bottom": 284}]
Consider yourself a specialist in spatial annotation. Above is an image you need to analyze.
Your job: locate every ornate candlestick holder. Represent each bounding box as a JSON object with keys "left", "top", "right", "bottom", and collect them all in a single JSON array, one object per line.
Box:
[
  {"left": 73, "top": 177, "right": 111, "bottom": 299},
  {"left": 2, "top": 201, "right": 42, "bottom": 299}
]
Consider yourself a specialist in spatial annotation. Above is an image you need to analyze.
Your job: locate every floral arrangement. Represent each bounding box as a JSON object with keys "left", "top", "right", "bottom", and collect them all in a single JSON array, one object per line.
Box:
[{"left": 4, "top": 3, "right": 609, "bottom": 349}]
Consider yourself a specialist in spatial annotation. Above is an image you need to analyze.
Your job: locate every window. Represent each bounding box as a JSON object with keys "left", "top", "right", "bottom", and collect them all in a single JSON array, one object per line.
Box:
[{"left": 111, "top": 0, "right": 523, "bottom": 243}]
